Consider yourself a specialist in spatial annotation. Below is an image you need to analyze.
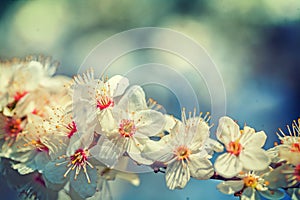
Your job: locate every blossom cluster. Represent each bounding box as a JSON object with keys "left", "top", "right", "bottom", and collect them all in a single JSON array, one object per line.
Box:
[{"left": 0, "top": 55, "right": 299, "bottom": 200}]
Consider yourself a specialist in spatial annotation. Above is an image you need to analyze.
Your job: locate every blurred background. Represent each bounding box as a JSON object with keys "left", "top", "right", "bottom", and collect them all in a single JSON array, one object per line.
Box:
[{"left": 0, "top": 0, "right": 299, "bottom": 199}]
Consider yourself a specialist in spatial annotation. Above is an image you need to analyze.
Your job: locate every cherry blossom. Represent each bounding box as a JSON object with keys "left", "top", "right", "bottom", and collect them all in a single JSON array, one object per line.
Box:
[
  {"left": 142, "top": 109, "right": 215, "bottom": 190},
  {"left": 214, "top": 116, "right": 270, "bottom": 178}
]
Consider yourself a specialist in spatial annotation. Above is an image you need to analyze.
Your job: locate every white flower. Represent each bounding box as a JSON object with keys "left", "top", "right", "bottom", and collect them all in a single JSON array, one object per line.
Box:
[
  {"left": 0, "top": 83, "right": 71, "bottom": 159},
  {"left": 214, "top": 116, "right": 270, "bottom": 178},
  {"left": 44, "top": 137, "right": 97, "bottom": 199},
  {"left": 217, "top": 170, "right": 285, "bottom": 200},
  {"left": 91, "top": 85, "right": 166, "bottom": 168},
  {"left": 142, "top": 109, "right": 215, "bottom": 190},
  {"left": 0, "top": 55, "right": 60, "bottom": 111},
  {"left": 9, "top": 112, "right": 70, "bottom": 175},
  {"left": 72, "top": 69, "right": 129, "bottom": 128}
]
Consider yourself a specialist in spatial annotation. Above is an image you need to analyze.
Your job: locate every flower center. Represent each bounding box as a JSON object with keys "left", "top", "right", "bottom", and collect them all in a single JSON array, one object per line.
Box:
[
  {"left": 59, "top": 148, "right": 94, "bottom": 183},
  {"left": 176, "top": 146, "right": 191, "bottom": 161},
  {"left": 96, "top": 95, "right": 114, "bottom": 110},
  {"left": 4, "top": 117, "right": 23, "bottom": 143},
  {"left": 14, "top": 91, "right": 28, "bottom": 101},
  {"left": 119, "top": 119, "right": 136, "bottom": 137},
  {"left": 67, "top": 121, "right": 77, "bottom": 138},
  {"left": 227, "top": 140, "right": 242, "bottom": 156},
  {"left": 291, "top": 142, "right": 300, "bottom": 153},
  {"left": 71, "top": 148, "right": 88, "bottom": 166},
  {"left": 295, "top": 164, "right": 300, "bottom": 181},
  {"left": 243, "top": 175, "right": 258, "bottom": 188}
]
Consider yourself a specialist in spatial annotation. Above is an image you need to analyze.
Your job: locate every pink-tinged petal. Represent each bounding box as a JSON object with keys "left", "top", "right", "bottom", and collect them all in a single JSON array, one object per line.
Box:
[
  {"left": 70, "top": 168, "right": 97, "bottom": 199},
  {"left": 188, "top": 155, "right": 214, "bottom": 179},
  {"left": 217, "top": 180, "right": 244, "bottom": 194},
  {"left": 239, "top": 148, "right": 270, "bottom": 171},
  {"left": 240, "top": 129, "right": 267, "bottom": 148},
  {"left": 165, "top": 160, "right": 190, "bottom": 190},
  {"left": 106, "top": 75, "right": 129, "bottom": 97},
  {"left": 135, "top": 110, "right": 165, "bottom": 137},
  {"left": 117, "top": 85, "right": 147, "bottom": 112},
  {"left": 216, "top": 116, "right": 240, "bottom": 145},
  {"left": 214, "top": 153, "right": 243, "bottom": 178}
]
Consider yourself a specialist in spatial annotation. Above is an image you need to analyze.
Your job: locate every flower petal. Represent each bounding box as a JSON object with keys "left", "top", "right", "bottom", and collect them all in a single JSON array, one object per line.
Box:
[
  {"left": 135, "top": 110, "right": 165, "bottom": 137},
  {"left": 240, "top": 129, "right": 267, "bottom": 148},
  {"left": 11, "top": 161, "right": 35, "bottom": 175},
  {"left": 214, "top": 153, "right": 243, "bottom": 178},
  {"left": 107, "top": 75, "right": 129, "bottom": 97},
  {"left": 127, "top": 137, "right": 153, "bottom": 165},
  {"left": 217, "top": 180, "right": 244, "bottom": 194},
  {"left": 259, "top": 190, "right": 285, "bottom": 200},
  {"left": 165, "top": 160, "right": 190, "bottom": 190},
  {"left": 216, "top": 116, "right": 240, "bottom": 145},
  {"left": 142, "top": 137, "right": 174, "bottom": 163},
  {"left": 187, "top": 120, "right": 210, "bottom": 151},
  {"left": 34, "top": 151, "right": 50, "bottom": 172},
  {"left": 239, "top": 148, "right": 270, "bottom": 171},
  {"left": 242, "top": 187, "right": 257, "bottom": 200},
  {"left": 205, "top": 138, "right": 224, "bottom": 154},
  {"left": 70, "top": 168, "right": 97, "bottom": 199},
  {"left": 264, "top": 164, "right": 290, "bottom": 189},
  {"left": 43, "top": 161, "right": 68, "bottom": 185},
  {"left": 117, "top": 85, "right": 147, "bottom": 112},
  {"left": 99, "top": 108, "right": 117, "bottom": 134},
  {"left": 89, "top": 135, "right": 126, "bottom": 167},
  {"left": 188, "top": 155, "right": 214, "bottom": 179}
]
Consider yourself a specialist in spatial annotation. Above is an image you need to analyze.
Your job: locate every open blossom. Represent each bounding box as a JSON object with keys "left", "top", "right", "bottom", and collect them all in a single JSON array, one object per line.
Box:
[
  {"left": 217, "top": 170, "right": 285, "bottom": 200},
  {"left": 214, "top": 116, "right": 270, "bottom": 178},
  {"left": 72, "top": 69, "right": 129, "bottom": 130},
  {"left": 0, "top": 55, "right": 60, "bottom": 111},
  {"left": 9, "top": 111, "right": 72, "bottom": 175},
  {"left": 0, "top": 84, "right": 70, "bottom": 159},
  {"left": 44, "top": 137, "right": 98, "bottom": 199},
  {"left": 91, "top": 85, "right": 166, "bottom": 168},
  {"left": 142, "top": 109, "right": 215, "bottom": 190}
]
